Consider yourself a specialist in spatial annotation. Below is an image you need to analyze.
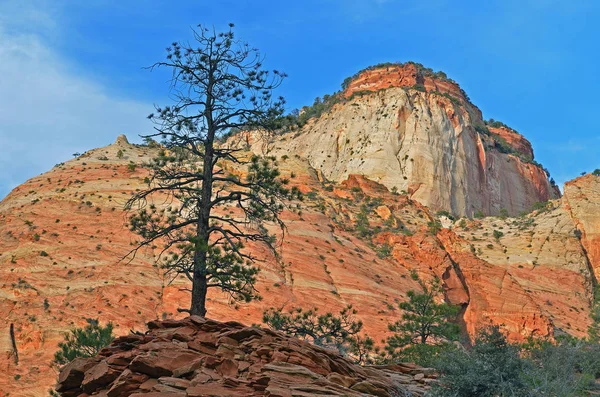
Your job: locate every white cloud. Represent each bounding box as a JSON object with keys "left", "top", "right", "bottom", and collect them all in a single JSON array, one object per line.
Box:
[{"left": 0, "top": 22, "right": 152, "bottom": 199}]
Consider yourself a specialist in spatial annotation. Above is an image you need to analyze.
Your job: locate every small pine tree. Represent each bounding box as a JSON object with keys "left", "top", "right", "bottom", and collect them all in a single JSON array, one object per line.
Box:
[
  {"left": 53, "top": 319, "right": 114, "bottom": 366},
  {"left": 116, "top": 149, "right": 124, "bottom": 159},
  {"left": 384, "top": 272, "right": 459, "bottom": 365}
]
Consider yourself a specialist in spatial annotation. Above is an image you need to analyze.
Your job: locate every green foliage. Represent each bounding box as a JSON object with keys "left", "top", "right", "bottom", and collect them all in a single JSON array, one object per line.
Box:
[
  {"left": 433, "top": 326, "right": 600, "bottom": 396},
  {"left": 263, "top": 305, "right": 375, "bottom": 364},
  {"left": 493, "top": 230, "right": 504, "bottom": 241},
  {"left": 588, "top": 286, "right": 600, "bottom": 342},
  {"left": 473, "top": 123, "right": 490, "bottom": 136},
  {"left": 474, "top": 210, "right": 485, "bottom": 219},
  {"left": 375, "top": 243, "right": 392, "bottom": 259},
  {"left": 436, "top": 210, "right": 454, "bottom": 221},
  {"left": 127, "top": 25, "right": 300, "bottom": 316},
  {"left": 458, "top": 219, "right": 467, "bottom": 229},
  {"left": 431, "top": 326, "right": 528, "bottom": 397},
  {"left": 485, "top": 118, "right": 520, "bottom": 134},
  {"left": 384, "top": 273, "right": 460, "bottom": 366},
  {"left": 116, "top": 149, "right": 124, "bottom": 159},
  {"left": 127, "top": 162, "right": 136, "bottom": 172},
  {"left": 53, "top": 319, "right": 114, "bottom": 366},
  {"left": 142, "top": 137, "right": 159, "bottom": 148},
  {"left": 499, "top": 208, "right": 509, "bottom": 219},
  {"left": 522, "top": 338, "right": 600, "bottom": 396},
  {"left": 593, "top": 169, "right": 600, "bottom": 176},
  {"left": 355, "top": 204, "right": 372, "bottom": 238},
  {"left": 411, "top": 84, "right": 426, "bottom": 92},
  {"left": 428, "top": 220, "right": 442, "bottom": 235}
]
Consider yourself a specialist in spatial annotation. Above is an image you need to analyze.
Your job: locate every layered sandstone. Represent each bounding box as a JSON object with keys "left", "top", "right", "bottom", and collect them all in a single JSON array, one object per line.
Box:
[
  {"left": 564, "top": 174, "right": 600, "bottom": 278},
  {"left": 56, "top": 316, "right": 433, "bottom": 396},
  {"left": 251, "top": 64, "right": 558, "bottom": 217},
  {"left": 0, "top": 137, "right": 597, "bottom": 396},
  {"left": 0, "top": 63, "right": 597, "bottom": 396}
]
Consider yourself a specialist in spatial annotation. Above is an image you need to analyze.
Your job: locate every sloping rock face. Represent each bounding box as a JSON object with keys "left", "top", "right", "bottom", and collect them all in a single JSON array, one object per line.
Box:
[
  {"left": 564, "top": 174, "right": 600, "bottom": 278},
  {"left": 0, "top": 135, "right": 597, "bottom": 396},
  {"left": 56, "top": 316, "right": 433, "bottom": 397},
  {"left": 255, "top": 63, "right": 558, "bottom": 217}
]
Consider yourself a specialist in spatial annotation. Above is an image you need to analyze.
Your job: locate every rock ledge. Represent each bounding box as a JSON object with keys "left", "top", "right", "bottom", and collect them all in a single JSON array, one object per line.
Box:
[{"left": 57, "top": 316, "right": 434, "bottom": 396}]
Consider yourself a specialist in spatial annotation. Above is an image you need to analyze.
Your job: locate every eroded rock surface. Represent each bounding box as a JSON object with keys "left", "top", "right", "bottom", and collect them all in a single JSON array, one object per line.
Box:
[{"left": 56, "top": 317, "right": 434, "bottom": 397}]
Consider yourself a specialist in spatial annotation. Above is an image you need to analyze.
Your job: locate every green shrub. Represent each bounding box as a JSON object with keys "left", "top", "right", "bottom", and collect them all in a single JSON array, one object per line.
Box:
[
  {"left": 474, "top": 210, "right": 485, "bottom": 219},
  {"left": 431, "top": 326, "right": 528, "bottom": 396},
  {"left": 428, "top": 220, "right": 442, "bottom": 235},
  {"left": 593, "top": 169, "right": 600, "bottom": 176},
  {"left": 493, "top": 230, "right": 504, "bottom": 241},
  {"left": 376, "top": 243, "right": 392, "bottom": 259},
  {"left": 263, "top": 305, "right": 374, "bottom": 364},
  {"left": 53, "top": 319, "right": 114, "bottom": 366}
]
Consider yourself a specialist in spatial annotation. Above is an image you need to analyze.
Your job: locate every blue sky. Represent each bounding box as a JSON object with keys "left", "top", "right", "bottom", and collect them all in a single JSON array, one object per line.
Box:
[{"left": 1, "top": 0, "right": 598, "bottom": 199}]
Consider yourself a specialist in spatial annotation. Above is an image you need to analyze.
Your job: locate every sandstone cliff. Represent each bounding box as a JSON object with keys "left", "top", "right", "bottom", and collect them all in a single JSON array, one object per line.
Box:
[
  {"left": 0, "top": 136, "right": 597, "bottom": 396},
  {"left": 0, "top": 63, "right": 595, "bottom": 396},
  {"left": 247, "top": 63, "right": 559, "bottom": 217}
]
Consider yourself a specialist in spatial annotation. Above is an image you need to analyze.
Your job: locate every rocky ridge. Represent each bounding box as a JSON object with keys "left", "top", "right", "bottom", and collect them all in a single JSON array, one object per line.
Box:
[{"left": 56, "top": 316, "right": 433, "bottom": 396}]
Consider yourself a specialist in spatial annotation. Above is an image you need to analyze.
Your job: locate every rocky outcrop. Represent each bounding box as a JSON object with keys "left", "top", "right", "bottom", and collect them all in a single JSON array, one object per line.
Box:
[
  {"left": 487, "top": 126, "right": 534, "bottom": 160},
  {"left": 56, "top": 317, "right": 434, "bottom": 397},
  {"left": 245, "top": 65, "right": 558, "bottom": 217},
  {"left": 343, "top": 63, "right": 474, "bottom": 111}
]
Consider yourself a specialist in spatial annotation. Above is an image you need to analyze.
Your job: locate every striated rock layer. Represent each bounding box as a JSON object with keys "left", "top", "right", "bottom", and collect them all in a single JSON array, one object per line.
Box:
[
  {"left": 56, "top": 316, "right": 434, "bottom": 396},
  {"left": 0, "top": 64, "right": 597, "bottom": 396},
  {"left": 0, "top": 136, "right": 597, "bottom": 396},
  {"left": 251, "top": 63, "right": 559, "bottom": 217}
]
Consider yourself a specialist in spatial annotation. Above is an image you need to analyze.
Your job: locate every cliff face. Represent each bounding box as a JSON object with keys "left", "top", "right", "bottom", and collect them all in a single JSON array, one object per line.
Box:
[
  {"left": 0, "top": 136, "right": 597, "bottom": 396},
  {"left": 0, "top": 63, "right": 595, "bottom": 396},
  {"left": 564, "top": 174, "right": 600, "bottom": 278},
  {"left": 262, "top": 64, "right": 558, "bottom": 217}
]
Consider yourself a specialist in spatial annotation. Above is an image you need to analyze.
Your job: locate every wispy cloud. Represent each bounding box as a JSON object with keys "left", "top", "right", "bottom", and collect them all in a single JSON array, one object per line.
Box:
[{"left": 0, "top": 3, "right": 151, "bottom": 200}]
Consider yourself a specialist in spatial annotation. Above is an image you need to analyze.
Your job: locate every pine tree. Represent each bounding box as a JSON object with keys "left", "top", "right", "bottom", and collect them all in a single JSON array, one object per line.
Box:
[
  {"left": 53, "top": 318, "right": 114, "bottom": 366},
  {"left": 384, "top": 272, "right": 459, "bottom": 365},
  {"left": 126, "top": 24, "right": 300, "bottom": 317}
]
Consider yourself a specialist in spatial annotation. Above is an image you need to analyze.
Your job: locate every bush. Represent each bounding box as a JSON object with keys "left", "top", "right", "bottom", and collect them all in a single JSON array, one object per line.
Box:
[
  {"left": 375, "top": 243, "right": 392, "bottom": 259},
  {"left": 522, "top": 339, "right": 600, "bottom": 396},
  {"left": 493, "top": 230, "right": 504, "bottom": 241},
  {"left": 263, "top": 305, "right": 375, "bottom": 364},
  {"left": 593, "top": 169, "right": 600, "bottom": 177},
  {"left": 474, "top": 210, "right": 485, "bottom": 219},
  {"left": 436, "top": 210, "right": 455, "bottom": 221},
  {"left": 53, "top": 319, "right": 114, "bottom": 366},
  {"left": 431, "top": 326, "right": 528, "bottom": 396},
  {"left": 428, "top": 220, "right": 442, "bottom": 235}
]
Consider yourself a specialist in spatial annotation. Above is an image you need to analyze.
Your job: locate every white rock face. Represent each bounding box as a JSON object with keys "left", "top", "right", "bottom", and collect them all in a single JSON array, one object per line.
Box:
[{"left": 258, "top": 88, "right": 556, "bottom": 217}]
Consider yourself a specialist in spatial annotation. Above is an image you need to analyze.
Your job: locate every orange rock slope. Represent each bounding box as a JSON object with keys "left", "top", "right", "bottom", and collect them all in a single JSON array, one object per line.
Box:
[{"left": 0, "top": 135, "right": 598, "bottom": 396}]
